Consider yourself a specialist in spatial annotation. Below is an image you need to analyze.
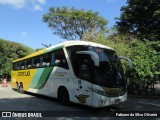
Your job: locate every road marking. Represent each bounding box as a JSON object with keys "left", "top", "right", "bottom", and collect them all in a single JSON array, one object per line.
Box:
[{"left": 139, "top": 101, "right": 160, "bottom": 107}]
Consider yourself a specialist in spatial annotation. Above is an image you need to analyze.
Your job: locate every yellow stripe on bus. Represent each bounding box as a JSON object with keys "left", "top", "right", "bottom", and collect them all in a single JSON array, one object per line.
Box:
[{"left": 13, "top": 49, "right": 46, "bottom": 62}]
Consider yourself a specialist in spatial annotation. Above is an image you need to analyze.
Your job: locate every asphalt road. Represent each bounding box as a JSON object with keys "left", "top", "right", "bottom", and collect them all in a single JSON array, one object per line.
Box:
[{"left": 0, "top": 84, "right": 160, "bottom": 120}]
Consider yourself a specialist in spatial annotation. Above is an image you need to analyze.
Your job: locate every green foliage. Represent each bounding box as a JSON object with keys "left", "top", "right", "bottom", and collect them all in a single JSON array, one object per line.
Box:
[
  {"left": 129, "top": 40, "right": 160, "bottom": 78},
  {"left": 116, "top": 0, "right": 160, "bottom": 41},
  {"left": 0, "top": 38, "right": 34, "bottom": 76},
  {"left": 43, "top": 6, "right": 108, "bottom": 40}
]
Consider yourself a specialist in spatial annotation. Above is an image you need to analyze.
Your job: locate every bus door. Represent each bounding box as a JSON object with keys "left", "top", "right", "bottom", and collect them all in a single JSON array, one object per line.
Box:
[{"left": 73, "top": 54, "right": 93, "bottom": 106}]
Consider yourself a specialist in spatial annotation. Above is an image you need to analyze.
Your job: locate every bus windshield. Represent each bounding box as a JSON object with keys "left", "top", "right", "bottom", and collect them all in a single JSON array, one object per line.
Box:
[
  {"left": 66, "top": 45, "right": 126, "bottom": 91},
  {"left": 94, "top": 48, "right": 125, "bottom": 88}
]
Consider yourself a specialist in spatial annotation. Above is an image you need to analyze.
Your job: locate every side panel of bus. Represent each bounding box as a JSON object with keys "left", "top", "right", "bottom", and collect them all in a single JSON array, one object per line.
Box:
[
  {"left": 11, "top": 46, "right": 94, "bottom": 106},
  {"left": 11, "top": 69, "right": 36, "bottom": 91}
]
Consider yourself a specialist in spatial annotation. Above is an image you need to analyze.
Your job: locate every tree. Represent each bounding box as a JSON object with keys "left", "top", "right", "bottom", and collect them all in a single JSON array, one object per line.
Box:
[
  {"left": 116, "top": 0, "right": 160, "bottom": 41},
  {"left": 43, "top": 6, "right": 108, "bottom": 40},
  {"left": 0, "top": 38, "right": 34, "bottom": 77}
]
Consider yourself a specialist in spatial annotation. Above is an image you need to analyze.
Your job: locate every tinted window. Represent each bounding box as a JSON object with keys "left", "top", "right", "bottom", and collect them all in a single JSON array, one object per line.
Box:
[
  {"left": 33, "top": 56, "right": 41, "bottom": 68},
  {"left": 17, "top": 62, "right": 20, "bottom": 70},
  {"left": 26, "top": 59, "right": 32, "bottom": 69},
  {"left": 20, "top": 61, "right": 25, "bottom": 69},
  {"left": 13, "top": 63, "right": 18, "bottom": 70},
  {"left": 53, "top": 49, "right": 69, "bottom": 69},
  {"left": 42, "top": 53, "right": 52, "bottom": 67},
  {"left": 13, "top": 50, "right": 68, "bottom": 70},
  {"left": 74, "top": 54, "right": 92, "bottom": 81}
]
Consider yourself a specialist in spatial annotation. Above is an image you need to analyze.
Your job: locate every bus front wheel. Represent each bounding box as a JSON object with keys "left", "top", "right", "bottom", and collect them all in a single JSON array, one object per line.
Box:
[{"left": 58, "top": 87, "right": 70, "bottom": 105}]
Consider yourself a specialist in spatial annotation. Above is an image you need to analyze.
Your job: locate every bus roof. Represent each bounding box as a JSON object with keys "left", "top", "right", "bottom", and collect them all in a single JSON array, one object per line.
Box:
[{"left": 13, "top": 41, "right": 114, "bottom": 62}]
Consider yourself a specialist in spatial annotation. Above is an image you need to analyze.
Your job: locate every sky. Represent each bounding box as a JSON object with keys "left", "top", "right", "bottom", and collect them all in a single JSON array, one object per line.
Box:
[{"left": 0, "top": 0, "right": 127, "bottom": 49}]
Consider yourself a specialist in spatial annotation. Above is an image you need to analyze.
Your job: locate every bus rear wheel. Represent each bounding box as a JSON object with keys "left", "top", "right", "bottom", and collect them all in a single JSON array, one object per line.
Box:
[{"left": 58, "top": 88, "right": 70, "bottom": 105}]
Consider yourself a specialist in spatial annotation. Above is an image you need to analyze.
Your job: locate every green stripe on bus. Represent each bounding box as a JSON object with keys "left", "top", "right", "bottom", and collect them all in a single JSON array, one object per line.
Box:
[
  {"left": 34, "top": 67, "right": 53, "bottom": 89},
  {"left": 29, "top": 68, "right": 44, "bottom": 88}
]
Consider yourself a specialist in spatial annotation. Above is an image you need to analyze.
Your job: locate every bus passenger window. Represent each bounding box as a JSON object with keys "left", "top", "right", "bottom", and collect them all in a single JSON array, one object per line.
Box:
[
  {"left": 77, "top": 59, "right": 91, "bottom": 81},
  {"left": 53, "top": 49, "right": 69, "bottom": 69},
  {"left": 33, "top": 56, "right": 41, "bottom": 68},
  {"left": 42, "top": 54, "right": 47, "bottom": 67},
  {"left": 13, "top": 63, "right": 18, "bottom": 70},
  {"left": 26, "top": 59, "right": 32, "bottom": 69},
  {"left": 20, "top": 61, "right": 25, "bottom": 70},
  {"left": 42, "top": 53, "right": 51, "bottom": 67},
  {"left": 69, "top": 53, "right": 92, "bottom": 82},
  {"left": 17, "top": 63, "right": 20, "bottom": 70}
]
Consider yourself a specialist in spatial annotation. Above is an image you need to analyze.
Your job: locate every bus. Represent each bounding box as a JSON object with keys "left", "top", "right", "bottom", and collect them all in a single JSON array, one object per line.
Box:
[{"left": 11, "top": 41, "right": 132, "bottom": 107}]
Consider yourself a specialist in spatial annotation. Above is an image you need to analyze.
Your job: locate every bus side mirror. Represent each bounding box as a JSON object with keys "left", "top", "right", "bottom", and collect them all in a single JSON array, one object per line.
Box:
[
  {"left": 76, "top": 51, "right": 100, "bottom": 66},
  {"left": 119, "top": 56, "right": 133, "bottom": 69}
]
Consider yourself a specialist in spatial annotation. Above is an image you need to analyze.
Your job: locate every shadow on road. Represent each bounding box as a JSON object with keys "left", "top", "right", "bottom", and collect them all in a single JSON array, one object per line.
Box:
[
  {"left": 0, "top": 86, "right": 160, "bottom": 119},
  {"left": 0, "top": 92, "right": 159, "bottom": 119}
]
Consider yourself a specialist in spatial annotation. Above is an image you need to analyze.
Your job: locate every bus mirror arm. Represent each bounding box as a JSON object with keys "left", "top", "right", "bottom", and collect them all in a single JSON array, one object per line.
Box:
[
  {"left": 76, "top": 51, "right": 99, "bottom": 66},
  {"left": 119, "top": 56, "right": 133, "bottom": 69}
]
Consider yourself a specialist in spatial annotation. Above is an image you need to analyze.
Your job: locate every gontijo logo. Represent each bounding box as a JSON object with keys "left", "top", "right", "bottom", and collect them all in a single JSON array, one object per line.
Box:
[{"left": 17, "top": 71, "right": 30, "bottom": 76}]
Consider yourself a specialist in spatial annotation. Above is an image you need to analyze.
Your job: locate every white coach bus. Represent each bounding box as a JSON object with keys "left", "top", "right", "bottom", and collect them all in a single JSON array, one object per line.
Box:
[{"left": 11, "top": 41, "right": 132, "bottom": 107}]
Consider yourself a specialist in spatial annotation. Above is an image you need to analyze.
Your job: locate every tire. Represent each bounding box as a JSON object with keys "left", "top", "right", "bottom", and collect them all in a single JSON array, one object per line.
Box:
[
  {"left": 58, "top": 88, "right": 70, "bottom": 105},
  {"left": 19, "top": 83, "right": 24, "bottom": 94}
]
